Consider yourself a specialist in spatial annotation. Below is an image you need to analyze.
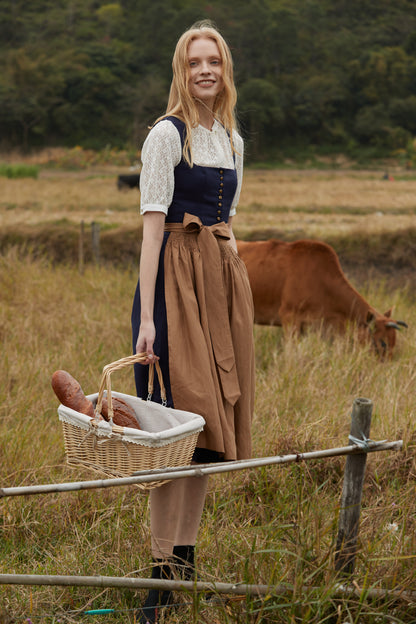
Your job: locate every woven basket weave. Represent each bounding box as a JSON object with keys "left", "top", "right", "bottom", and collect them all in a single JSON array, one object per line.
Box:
[{"left": 58, "top": 353, "right": 205, "bottom": 488}]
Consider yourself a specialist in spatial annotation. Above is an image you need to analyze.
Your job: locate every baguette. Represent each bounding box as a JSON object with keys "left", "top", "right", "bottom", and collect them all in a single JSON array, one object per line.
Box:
[
  {"left": 51, "top": 369, "right": 141, "bottom": 430},
  {"left": 51, "top": 370, "right": 94, "bottom": 417}
]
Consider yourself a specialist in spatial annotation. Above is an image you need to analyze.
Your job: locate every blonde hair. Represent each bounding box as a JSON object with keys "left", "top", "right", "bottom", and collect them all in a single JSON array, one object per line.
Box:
[{"left": 155, "top": 20, "right": 238, "bottom": 166}]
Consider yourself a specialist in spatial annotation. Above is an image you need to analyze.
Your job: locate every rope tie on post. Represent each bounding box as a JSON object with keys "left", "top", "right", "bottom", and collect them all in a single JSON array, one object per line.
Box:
[{"left": 348, "top": 433, "right": 387, "bottom": 450}]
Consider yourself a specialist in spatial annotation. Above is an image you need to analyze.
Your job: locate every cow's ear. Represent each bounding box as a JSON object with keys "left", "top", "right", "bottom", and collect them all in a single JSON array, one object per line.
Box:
[
  {"left": 384, "top": 308, "right": 393, "bottom": 318},
  {"left": 366, "top": 311, "right": 376, "bottom": 332},
  {"left": 366, "top": 311, "right": 375, "bottom": 324}
]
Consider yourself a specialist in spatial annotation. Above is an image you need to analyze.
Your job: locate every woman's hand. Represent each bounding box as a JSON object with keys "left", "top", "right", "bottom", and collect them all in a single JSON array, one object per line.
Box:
[{"left": 136, "top": 319, "right": 158, "bottom": 365}]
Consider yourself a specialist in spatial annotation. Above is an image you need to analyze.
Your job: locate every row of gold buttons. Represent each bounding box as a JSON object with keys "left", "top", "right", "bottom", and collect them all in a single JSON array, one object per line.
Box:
[{"left": 217, "top": 169, "right": 223, "bottom": 222}]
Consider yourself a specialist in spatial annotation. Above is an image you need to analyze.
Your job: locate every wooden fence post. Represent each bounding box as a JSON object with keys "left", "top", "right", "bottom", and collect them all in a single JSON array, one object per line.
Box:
[
  {"left": 91, "top": 221, "right": 100, "bottom": 266},
  {"left": 78, "top": 220, "right": 85, "bottom": 275},
  {"left": 335, "top": 397, "right": 373, "bottom": 576}
]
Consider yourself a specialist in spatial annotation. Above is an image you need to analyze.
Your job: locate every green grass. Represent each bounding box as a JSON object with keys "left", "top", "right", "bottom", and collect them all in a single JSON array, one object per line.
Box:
[
  {"left": 1, "top": 251, "right": 416, "bottom": 622},
  {"left": 0, "top": 163, "right": 39, "bottom": 179}
]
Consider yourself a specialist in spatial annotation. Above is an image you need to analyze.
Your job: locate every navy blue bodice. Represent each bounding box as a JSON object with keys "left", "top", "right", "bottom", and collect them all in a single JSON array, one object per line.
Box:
[{"left": 165, "top": 116, "right": 237, "bottom": 226}]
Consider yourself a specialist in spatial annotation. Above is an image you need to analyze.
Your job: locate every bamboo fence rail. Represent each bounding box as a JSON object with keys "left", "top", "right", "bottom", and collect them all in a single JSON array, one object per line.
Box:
[
  {"left": 0, "top": 440, "right": 402, "bottom": 499},
  {"left": 0, "top": 573, "right": 415, "bottom": 604}
]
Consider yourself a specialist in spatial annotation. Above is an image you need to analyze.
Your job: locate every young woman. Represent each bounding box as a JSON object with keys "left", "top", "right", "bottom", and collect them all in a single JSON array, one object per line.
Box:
[{"left": 131, "top": 20, "right": 255, "bottom": 623}]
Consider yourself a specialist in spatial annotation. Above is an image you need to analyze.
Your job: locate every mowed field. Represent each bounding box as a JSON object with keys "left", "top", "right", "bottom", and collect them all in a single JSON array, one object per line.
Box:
[
  {"left": 1, "top": 164, "right": 416, "bottom": 623},
  {"left": 1, "top": 167, "right": 416, "bottom": 240}
]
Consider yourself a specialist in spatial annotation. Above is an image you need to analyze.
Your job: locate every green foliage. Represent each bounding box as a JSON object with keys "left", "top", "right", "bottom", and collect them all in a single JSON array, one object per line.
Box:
[
  {"left": 0, "top": 163, "right": 39, "bottom": 178},
  {"left": 238, "top": 78, "right": 284, "bottom": 159},
  {"left": 1, "top": 0, "right": 416, "bottom": 157}
]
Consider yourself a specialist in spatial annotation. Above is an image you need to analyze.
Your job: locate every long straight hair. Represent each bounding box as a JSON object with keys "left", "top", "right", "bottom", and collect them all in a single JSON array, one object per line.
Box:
[{"left": 155, "top": 20, "right": 238, "bottom": 166}]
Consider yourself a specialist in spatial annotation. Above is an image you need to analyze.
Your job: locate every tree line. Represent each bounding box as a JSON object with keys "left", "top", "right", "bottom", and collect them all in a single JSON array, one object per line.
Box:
[{"left": 1, "top": 0, "right": 416, "bottom": 161}]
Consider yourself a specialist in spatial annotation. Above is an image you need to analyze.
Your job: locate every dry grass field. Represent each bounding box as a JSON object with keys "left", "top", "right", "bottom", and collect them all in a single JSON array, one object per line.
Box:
[
  {"left": 1, "top": 166, "right": 416, "bottom": 239},
  {"left": 1, "top": 158, "right": 416, "bottom": 623},
  {"left": 238, "top": 169, "right": 416, "bottom": 239}
]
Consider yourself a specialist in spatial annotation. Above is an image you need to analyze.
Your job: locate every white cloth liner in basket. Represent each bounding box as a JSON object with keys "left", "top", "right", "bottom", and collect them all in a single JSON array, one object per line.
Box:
[{"left": 58, "top": 390, "right": 205, "bottom": 447}]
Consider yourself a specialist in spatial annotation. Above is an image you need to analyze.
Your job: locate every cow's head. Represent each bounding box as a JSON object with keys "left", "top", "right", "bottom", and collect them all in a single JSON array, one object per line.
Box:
[{"left": 366, "top": 308, "right": 408, "bottom": 359}]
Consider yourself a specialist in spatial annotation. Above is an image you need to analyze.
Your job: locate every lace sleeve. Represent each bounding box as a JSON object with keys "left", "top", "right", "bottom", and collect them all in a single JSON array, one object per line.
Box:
[
  {"left": 229, "top": 131, "right": 244, "bottom": 217},
  {"left": 139, "top": 120, "right": 182, "bottom": 215}
]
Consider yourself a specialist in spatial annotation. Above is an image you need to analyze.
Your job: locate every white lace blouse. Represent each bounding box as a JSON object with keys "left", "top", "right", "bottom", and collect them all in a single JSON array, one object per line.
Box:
[{"left": 140, "top": 119, "right": 244, "bottom": 216}]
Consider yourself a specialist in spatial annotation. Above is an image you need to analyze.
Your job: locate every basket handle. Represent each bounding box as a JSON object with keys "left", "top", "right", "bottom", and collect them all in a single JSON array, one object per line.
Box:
[{"left": 94, "top": 353, "right": 167, "bottom": 422}]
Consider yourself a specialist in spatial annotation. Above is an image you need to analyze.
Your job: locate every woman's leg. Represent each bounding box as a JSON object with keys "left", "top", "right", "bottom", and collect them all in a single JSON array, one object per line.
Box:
[
  {"left": 138, "top": 560, "right": 173, "bottom": 624},
  {"left": 149, "top": 474, "right": 209, "bottom": 558},
  {"left": 138, "top": 475, "right": 209, "bottom": 622},
  {"left": 149, "top": 480, "right": 182, "bottom": 558}
]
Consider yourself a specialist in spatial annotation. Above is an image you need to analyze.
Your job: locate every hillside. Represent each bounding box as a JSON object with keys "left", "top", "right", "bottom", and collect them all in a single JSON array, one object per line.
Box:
[{"left": 1, "top": 0, "right": 416, "bottom": 161}]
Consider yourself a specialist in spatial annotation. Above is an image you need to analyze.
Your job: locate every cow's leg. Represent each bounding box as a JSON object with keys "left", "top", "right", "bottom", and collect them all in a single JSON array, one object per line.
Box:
[{"left": 279, "top": 308, "right": 303, "bottom": 338}]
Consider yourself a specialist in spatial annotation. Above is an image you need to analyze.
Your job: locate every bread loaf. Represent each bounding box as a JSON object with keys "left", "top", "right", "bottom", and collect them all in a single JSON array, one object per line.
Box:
[
  {"left": 52, "top": 369, "right": 141, "bottom": 430},
  {"left": 101, "top": 396, "right": 140, "bottom": 430},
  {"left": 51, "top": 370, "right": 95, "bottom": 417}
]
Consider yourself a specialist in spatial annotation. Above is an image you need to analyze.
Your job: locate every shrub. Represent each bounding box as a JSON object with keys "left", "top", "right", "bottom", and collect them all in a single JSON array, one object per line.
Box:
[{"left": 0, "top": 163, "right": 39, "bottom": 179}]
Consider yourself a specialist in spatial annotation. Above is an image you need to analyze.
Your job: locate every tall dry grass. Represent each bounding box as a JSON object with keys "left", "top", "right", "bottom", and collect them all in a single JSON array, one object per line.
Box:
[{"left": 1, "top": 249, "right": 416, "bottom": 623}]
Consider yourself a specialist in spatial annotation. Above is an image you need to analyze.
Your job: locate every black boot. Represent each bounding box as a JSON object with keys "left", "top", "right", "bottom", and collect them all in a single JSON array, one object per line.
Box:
[
  {"left": 138, "top": 559, "right": 173, "bottom": 624},
  {"left": 172, "top": 544, "right": 195, "bottom": 581}
]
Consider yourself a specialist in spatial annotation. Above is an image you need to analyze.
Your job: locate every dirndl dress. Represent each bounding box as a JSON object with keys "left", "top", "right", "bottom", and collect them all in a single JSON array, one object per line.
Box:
[{"left": 131, "top": 117, "right": 255, "bottom": 461}]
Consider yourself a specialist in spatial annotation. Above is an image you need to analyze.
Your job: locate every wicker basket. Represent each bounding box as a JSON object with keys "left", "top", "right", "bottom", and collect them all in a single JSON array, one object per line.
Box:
[{"left": 58, "top": 353, "right": 205, "bottom": 488}]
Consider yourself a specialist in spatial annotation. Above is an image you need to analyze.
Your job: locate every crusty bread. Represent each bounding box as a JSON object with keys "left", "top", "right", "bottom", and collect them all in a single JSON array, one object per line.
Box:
[
  {"left": 51, "top": 370, "right": 95, "bottom": 417},
  {"left": 101, "top": 396, "right": 140, "bottom": 429},
  {"left": 52, "top": 369, "right": 141, "bottom": 430}
]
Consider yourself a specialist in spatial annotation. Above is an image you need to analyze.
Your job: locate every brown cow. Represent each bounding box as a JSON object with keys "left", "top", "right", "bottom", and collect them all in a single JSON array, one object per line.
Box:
[{"left": 237, "top": 238, "right": 407, "bottom": 358}]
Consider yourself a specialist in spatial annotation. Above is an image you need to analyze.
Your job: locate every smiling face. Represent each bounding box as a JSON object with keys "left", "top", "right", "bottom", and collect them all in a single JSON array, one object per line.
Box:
[{"left": 187, "top": 36, "right": 224, "bottom": 107}]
